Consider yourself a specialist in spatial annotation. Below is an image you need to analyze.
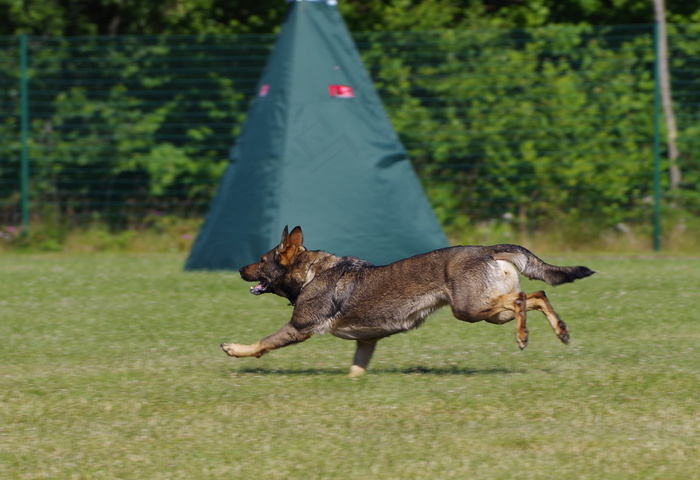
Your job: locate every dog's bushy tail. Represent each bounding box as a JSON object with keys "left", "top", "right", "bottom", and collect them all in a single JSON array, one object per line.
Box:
[{"left": 488, "top": 244, "right": 595, "bottom": 286}]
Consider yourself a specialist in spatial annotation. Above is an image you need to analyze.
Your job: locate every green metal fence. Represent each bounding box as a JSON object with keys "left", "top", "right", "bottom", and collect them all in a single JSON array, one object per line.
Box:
[{"left": 1, "top": 24, "right": 699, "bottom": 245}]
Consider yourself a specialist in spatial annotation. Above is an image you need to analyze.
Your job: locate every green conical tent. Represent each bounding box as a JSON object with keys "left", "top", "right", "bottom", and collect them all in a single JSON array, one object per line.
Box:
[{"left": 185, "top": 0, "right": 447, "bottom": 270}]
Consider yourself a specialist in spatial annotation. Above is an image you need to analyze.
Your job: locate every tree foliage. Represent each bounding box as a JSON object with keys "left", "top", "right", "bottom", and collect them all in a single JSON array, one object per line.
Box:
[
  {"left": 1, "top": 2, "right": 700, "bottom": 233},
  {"left": 358, "top": 25, "right": 668, "bottom": 230},
  {"left": 2, "top": 0, "right": 700, "bottom": 36}
]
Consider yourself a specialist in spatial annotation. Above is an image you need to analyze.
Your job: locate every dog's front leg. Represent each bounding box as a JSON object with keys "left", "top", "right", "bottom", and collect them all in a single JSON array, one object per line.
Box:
[
  {"left": 221, "top": 322, "right": 312, "bottom": 358},
  {"left": 349, "top": 339, "right": 377, "bottom": 378}
]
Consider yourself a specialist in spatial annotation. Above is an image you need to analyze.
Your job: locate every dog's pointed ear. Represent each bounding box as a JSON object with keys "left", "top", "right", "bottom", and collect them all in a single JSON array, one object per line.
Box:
[
  {"left": 277, "top": 225, "right": 290, "bottom": 252},
  {"left": 277, "top": 226, "right": 305, "bottom": 265},
  {"left": 289, "top": 226, "right": 304, "bottom": 247}
]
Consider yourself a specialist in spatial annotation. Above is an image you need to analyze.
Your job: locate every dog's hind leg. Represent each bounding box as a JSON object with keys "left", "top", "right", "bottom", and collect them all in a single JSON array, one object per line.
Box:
[
  {"left": 349, "top": 339, "right": 377, "bottom": 378},
  {"left": 513, "top": 292, "right": 528, "bottom": 349},
  {"left": 477, "top": 292, "right": 529, "bottom": 349},
  {"left": 221, "top": 322, "right": 312, "bottom": 358},
  {"left": 526, "top": 290, "right": 570, "bottom": 344}
]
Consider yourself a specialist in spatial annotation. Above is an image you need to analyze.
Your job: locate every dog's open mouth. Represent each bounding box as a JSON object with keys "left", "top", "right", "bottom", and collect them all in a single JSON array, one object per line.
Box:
[{"left": 250, "top": 282, "right": 270, "bottom": 295}]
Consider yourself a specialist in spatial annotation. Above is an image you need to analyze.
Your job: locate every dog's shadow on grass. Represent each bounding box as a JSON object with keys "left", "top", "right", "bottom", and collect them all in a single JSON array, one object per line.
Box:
[{"left": 231, "top": 365, "right": 530, "bottom": 377}]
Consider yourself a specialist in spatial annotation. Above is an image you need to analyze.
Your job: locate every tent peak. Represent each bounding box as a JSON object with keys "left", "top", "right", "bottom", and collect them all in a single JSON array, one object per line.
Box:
[{"left": 185, "top": 0, "right": 447, "bottom": 271}]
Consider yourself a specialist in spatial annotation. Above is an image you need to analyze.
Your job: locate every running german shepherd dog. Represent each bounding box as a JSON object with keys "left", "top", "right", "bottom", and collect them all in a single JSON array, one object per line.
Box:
[{"left": 222, "top": 226, "right": 594, "bottom": 377}]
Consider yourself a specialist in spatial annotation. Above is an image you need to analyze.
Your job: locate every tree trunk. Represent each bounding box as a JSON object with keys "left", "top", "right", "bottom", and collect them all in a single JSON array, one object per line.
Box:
[{"left": 653, "top": 0, "right": 681, "bottom": 189}]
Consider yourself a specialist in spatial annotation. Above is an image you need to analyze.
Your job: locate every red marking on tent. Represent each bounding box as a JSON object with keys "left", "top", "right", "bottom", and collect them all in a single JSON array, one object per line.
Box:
[
  {"left": 328, "top": 85, "right": 354, "bottom": 98},
  {"left": 259, "top": 84, "right": 270, "bottom": 97}
]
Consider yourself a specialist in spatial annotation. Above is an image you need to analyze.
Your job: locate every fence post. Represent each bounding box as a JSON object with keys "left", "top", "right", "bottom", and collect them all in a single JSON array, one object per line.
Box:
[
  {"left": 20, "top": 33, "right": 30, "bottom": 234},
  {"left": 652, "top": 23, "right": 662, "bottom": 252}
]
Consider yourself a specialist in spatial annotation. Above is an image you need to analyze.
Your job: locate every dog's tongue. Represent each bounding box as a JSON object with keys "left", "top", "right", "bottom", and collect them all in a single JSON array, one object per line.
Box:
[{"left": 250, "top": 282, "right": 267, "bottom": 295}]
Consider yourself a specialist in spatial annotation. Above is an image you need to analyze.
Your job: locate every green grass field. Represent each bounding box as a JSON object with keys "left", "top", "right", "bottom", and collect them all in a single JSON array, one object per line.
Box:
[{"left": 1, "top": 253, "right": 698, "bottom": 479}]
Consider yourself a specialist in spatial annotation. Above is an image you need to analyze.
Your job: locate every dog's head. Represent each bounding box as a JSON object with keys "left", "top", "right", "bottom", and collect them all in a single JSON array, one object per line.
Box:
[{"left": 239, "top": 225, "right": 307, "bottom": 300}]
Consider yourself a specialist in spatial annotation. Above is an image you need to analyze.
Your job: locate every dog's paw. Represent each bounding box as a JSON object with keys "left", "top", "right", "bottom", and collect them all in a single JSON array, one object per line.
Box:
[
  {"left": 348, "top": 365, "right": 367, "bottom": 378},
  {"left": 221, "top": 343, "right": 244, "bottom": 357},
  {"left": 516, "top": 327, "right": 529, "bottom": 350},
  {"left": 221, "top": 342, "right": 263, "bottom": 358},
  {"left": 221, "top": 343, "right": 236, "bottom": 356},
  {"left": 557, "top": 320, "right": 570, "bottom": 344},
  {"left": 558, "top": 329, "right": 570, "bottom": 345}
]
